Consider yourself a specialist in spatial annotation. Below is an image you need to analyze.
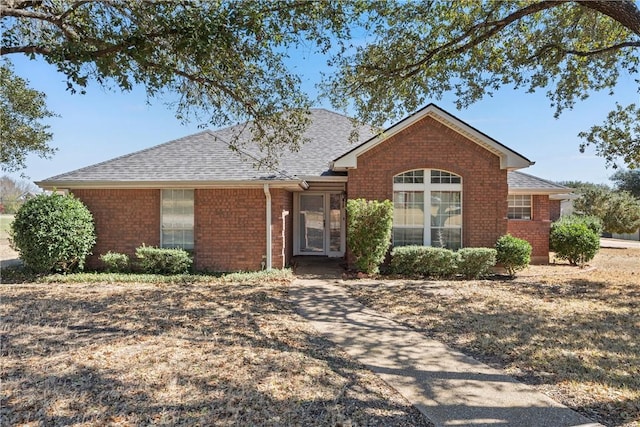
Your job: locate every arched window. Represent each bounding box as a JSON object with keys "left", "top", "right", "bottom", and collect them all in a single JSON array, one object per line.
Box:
[{"left": 393, "top": 169, "right": 462, "bottom": 249}]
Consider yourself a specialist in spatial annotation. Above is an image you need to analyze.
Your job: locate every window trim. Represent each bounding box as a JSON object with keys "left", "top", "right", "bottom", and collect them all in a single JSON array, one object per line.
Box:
[
  {"left": 160, "top": 188, "right": 195, "bottom": 250},
  {"left": 507, "top": 194, "right": 533, "bottom": 220},
  {"left": 392, "top": 169, "right": 463, "bottom": 249}
]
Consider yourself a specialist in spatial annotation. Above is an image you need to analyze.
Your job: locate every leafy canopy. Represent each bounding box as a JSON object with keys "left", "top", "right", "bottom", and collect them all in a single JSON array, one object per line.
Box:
[
  {"left": 0, "top": 61, "right": 57, "bottom": 173},
  {"left": 0, "top": 0, "right": 360, "bottom": 169},
  {"left": 574, "top": 187, "right": 640, "bottom": 233},
  {"left": 325, "top": 0, "right": 640, "bottom": 168},
  {"left": 610, "top": 169, "right": 640, "bottom": 198},
  {"left": 1, "top": 0, "right": 639, "bottom": 170}
]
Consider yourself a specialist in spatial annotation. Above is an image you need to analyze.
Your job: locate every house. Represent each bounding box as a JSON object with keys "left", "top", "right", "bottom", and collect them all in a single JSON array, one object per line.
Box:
[{"left": 37, "top": 104, "right": 569, "bottom": 271}]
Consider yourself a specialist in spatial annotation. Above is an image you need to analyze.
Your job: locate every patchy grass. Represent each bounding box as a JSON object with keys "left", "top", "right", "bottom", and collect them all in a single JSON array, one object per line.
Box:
[
  {"left": 344, "top": 248, "right": 640, "bottom": 427},
  {"left": 0, "top": 277, "right": 430, "bottom": 426},
  {"left": 0, "top": 214, "right": 13, "bottom": 239},
  {"left": 1, "top": 268, "right": 295, "bottom": 285}
]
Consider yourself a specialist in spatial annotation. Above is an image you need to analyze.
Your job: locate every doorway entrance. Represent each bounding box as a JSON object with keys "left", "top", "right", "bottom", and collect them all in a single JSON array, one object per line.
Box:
[{"left": 294, "top": 192, "right": 345, "bottom": 257}]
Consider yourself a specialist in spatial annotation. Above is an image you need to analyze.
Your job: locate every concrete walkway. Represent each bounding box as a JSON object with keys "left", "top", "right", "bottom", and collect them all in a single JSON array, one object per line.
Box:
[{"left": 290, "top": 259, "right": 601, "bottom": 427}]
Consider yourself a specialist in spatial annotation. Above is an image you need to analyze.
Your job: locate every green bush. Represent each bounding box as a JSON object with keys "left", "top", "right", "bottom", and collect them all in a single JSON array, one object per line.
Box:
[
  {"left": 10, "top": 193, "right": 96, "bottom": 273},
  {"left": 457, "top": 248, "right": 497, "bottom": 279},
  {"left": 495, "top": 234, "right": 531, "bottom": 277},
  {"left": 135, "top": 245, "right": 192, "bottom": 274},
  {"left": 346, "top": 198, "right": 394, "bottom": 274},
  {"left": 99, "top": 251, "right": 130, "bottom": 273},
  {"left": 550, "top": 220, "right": 600, "bottom": 267},
  {"left": 391, "top": 246, "right": 458, "bottom": 278},
  {"left": 553, "top": 214, "right": 603, "bottom": 236}
]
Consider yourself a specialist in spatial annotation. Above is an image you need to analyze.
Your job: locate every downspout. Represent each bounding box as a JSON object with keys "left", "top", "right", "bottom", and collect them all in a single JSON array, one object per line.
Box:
[{"left": 263, "top": 184, "right": 272, "bottom": 270}]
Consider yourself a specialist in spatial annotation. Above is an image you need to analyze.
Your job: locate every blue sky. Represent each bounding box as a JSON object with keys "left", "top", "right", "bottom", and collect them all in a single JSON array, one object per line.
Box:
[{"left": 7, "top": 51, "right": 639, "bottom": 186}]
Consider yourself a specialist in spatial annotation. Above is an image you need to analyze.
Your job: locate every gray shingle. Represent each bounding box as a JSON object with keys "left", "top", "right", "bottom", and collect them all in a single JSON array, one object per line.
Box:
[
  {"left": 508, "top": 171, "right": 569, "bottom": 191},
  {"left": 41, "top": 109, "right": 376, "bottom": 184}
]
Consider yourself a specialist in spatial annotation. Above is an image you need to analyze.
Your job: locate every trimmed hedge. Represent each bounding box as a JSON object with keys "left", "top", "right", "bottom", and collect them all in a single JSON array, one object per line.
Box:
[
  {"left": 457, "top": 248, "right": 497, "bottom": 279},
  {"left": 390, "top": 246, "right": 497, "bottom": 279},
  {"left": 550, "top": 218, "right": 600, "bottom": 267},
  {"left": 135, "top": 245, "right": 193, "bottom": 274},
  {"left": 10, "top": 193, "right": 96, "bottom": 273},
  {"left": 100, "top": 251, "right": 130, "bottom": 273},
  {"left": 346, "top": 198, "right": 394, "bottom": 274},
  {"left": 495, "top": 234, "right": 531, "bottom": 277}
]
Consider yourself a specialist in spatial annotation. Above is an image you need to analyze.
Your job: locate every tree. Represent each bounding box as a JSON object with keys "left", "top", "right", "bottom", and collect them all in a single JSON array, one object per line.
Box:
[
  {"left": 610, "top": 169, "right": 640, "bottom": 198},
  {"left": 0, "top": 61, "right": 57, "bottom": 173},
  {"left": 0, "top": 0, "right": 358, "bottom": 170},
  {"left": 574, "top": 187, "right": 640, "bottom": 233},
  {"left": 10, "top": 193, "right": 96, "bottom": 273},
  {"left": 325, "top": 1, "right": 640, "bottom": 169},
  {"left": 0, "top": 175, "right": 38, "bottom": 213},
  {"left": 3, "top": 1, "right": 640, "bottom": 170}
]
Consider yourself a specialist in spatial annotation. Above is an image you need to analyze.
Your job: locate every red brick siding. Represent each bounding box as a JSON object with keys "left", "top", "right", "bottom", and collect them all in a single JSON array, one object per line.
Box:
[
  {"left": 75, "top": 187, "right": 291, "bottom": 272},
  {"left": 550, "top": 199, "right": 561, "bottom": 222},
  {"left": 195, "top": 189, "right": 266, "bottom": 271},
  {"left": 347, "top": 116, "right": 509, "bottom": 249},
  {"left": 72, "top": 189, "right": 160, "bottom": 268},
  {"left": 507, "top": 195, "right": 551, "bottom": 264}
]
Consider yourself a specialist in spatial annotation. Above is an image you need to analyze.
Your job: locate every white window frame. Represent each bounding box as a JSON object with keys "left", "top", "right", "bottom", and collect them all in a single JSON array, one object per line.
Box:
[
  {"left": 161, "top": 189, "right": 195, "bottom": 250},
  {"left": 507, "top": 194, "right": 532, "bottom": 220},
  {"left": 393, "top": 169, "right": 462, "bottom": 249}
]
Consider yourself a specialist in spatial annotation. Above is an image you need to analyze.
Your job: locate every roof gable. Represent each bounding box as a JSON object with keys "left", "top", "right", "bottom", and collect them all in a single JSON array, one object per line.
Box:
[{"left": 332, "top": 104, "right": 533, "bottom": 171}]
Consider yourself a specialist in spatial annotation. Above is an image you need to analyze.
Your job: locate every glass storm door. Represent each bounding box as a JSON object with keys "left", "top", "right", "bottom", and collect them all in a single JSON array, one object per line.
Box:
[
  {"left": 297, "top": 193, "right": 345, "bottom": 256},
  {"left": 299, "top": 194, "right": 325, "bottom": 253}
]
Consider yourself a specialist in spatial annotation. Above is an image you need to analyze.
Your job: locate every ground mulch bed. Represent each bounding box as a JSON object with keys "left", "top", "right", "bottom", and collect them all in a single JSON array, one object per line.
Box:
[
  {"left": 344, "top": 248, "right": 640, "bottom": 427},
  {"left": 1, "top": 278, "right": 431, "bottom": 426}
]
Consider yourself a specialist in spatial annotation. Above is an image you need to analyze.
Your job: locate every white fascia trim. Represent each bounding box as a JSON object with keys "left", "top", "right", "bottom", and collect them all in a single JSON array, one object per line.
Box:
[
  {"left": 36, "top": 179, "right": 306, "bottom": 191},
  {"left": 333, "top": 105, "right": 533, "bottom": 171},
  {"left": 297, "top": 175, "right": 349, "bottom": 182},
  {"left": 508, "top": 188, "right": 573, "bottom": 195}
]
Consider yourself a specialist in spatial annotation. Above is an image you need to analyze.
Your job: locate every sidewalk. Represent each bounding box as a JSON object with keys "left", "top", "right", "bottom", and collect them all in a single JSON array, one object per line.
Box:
[{"left": 290, "top": 262, "right": 601, "bottom": 427}]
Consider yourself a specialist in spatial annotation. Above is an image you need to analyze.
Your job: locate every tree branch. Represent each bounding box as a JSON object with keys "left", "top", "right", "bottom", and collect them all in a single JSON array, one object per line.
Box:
[{"left": 576, "top": 0, "right": 640, "bottom": 36}]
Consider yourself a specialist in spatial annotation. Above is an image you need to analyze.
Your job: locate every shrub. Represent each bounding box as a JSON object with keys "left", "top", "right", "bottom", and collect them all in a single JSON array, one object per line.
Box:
[
  {"left": 552, "top": 214, "right": 603, "bottom": 236},
  {"left": 457, "top": 248, "right": 497, "bottom": 279},
  {"left": 550, "top": 220, "right": 600, "bottom": 267},
  {"left": 346, "top": 198, "right": 394, "bottom": 274},
  {"left": 10, "top": 193, "right": 96, "bottom": 273},
  {"left": 99, "top": 251, "right": 130, "bottom": 273},
  {"left": 495, "top": 235, "right": 531, "bottom": 277},
  {"left": 135, "top": 245, "right": 192, "bottom": 274},
  {"left": 391, "top": 246, "right": 458, "bottom": 278}
]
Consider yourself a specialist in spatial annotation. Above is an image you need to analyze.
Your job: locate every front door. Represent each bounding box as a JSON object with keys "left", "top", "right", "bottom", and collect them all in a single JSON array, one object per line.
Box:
[{"left": 296, "top": 193, "right": 345, "bottom": 256}]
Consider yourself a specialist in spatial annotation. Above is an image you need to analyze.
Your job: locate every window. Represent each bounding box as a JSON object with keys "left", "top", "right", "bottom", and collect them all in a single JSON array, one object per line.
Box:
[
  {"left": 507, "top": 195, "right": 532, "bottom": 220},
  {"left": 161, "top": 189, "right": 194, "bottom": 249},
  {"left": 393, "top": 169, "right": 462, "bottom": 249}
]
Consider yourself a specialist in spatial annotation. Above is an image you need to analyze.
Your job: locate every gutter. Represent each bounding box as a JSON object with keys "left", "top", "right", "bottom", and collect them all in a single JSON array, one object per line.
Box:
[{"left": 263, "top": 184, "right": 272, "bottom": 271}]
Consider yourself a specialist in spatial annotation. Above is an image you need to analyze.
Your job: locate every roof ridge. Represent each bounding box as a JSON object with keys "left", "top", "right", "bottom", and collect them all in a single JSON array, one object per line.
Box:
[{"left": 43, "top": 130, "right": 214, "bottom": 181}]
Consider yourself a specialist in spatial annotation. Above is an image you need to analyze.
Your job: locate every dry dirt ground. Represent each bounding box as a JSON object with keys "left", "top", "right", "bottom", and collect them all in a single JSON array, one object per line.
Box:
[
  {"left": 0, "top": 277, "right": 430, "bottom": 426},
  {"left": 345, "top": 248, "right": 640, "bottom": 427}
]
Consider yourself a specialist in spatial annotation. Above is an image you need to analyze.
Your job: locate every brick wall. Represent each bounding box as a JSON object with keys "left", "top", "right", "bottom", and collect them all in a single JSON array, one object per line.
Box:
[
  {"left": 507, "top": 195, "right": 551, "bottom": 264},
  {"left": 347, "top": 116, "right": 509, "bottom": 249},
  {"left": 550, "top": 199, "right": 561, "bottom": 221},
  {"left": 74, "top": 187, "right": 291, "bottom": 272},
  {"left": 72, "top": 189, "right": 160, "bottom": 268}
]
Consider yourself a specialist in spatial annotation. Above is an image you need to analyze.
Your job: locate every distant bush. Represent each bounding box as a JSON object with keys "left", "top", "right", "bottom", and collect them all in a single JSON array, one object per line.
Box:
[
  {"left": 346, "top": 198, "right": 394, "bottom": 274},
  {"left": 495, "top": 235, "right": 531, "bottom": 277},
  {"left": 100, "top": 251, "right": 130, "bottom": 273},
  {"left": 10, "top": 193, "right": 96, "bottom": 273},
  {"left": 457, "top": 248, "right": 497, "bottom": 279},
  {"left": 391, "top": 246, "right": 458, "bottom": 278},
  {"left": 135, "top": 245, "right": 192, "bottom": 274},
  {"left": 550, "top": 219, "right": 600, "bottom": 267}
]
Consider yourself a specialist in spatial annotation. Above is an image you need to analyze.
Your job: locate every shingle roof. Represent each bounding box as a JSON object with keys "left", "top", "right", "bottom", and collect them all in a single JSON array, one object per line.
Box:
[
  {"left": 508, "top": 171, "right": 570, "bottom": 193},
  {"left": 39, "top": 109, "right": 376, "bottom": 185}
]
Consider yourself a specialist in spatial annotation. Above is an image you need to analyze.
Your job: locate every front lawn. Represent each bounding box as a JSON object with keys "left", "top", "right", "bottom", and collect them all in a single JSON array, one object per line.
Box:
[
  {"left": 345, "top": 248, "right": 640, "bottom": 427},
  {"left": 1, "top": 275, "right": 430, "bottom": 426}
]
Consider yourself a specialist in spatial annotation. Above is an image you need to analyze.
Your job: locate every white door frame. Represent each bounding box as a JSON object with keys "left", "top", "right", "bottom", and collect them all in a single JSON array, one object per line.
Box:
[{"left": 293, "top": 192, "right": 345, "bottom": 257}]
